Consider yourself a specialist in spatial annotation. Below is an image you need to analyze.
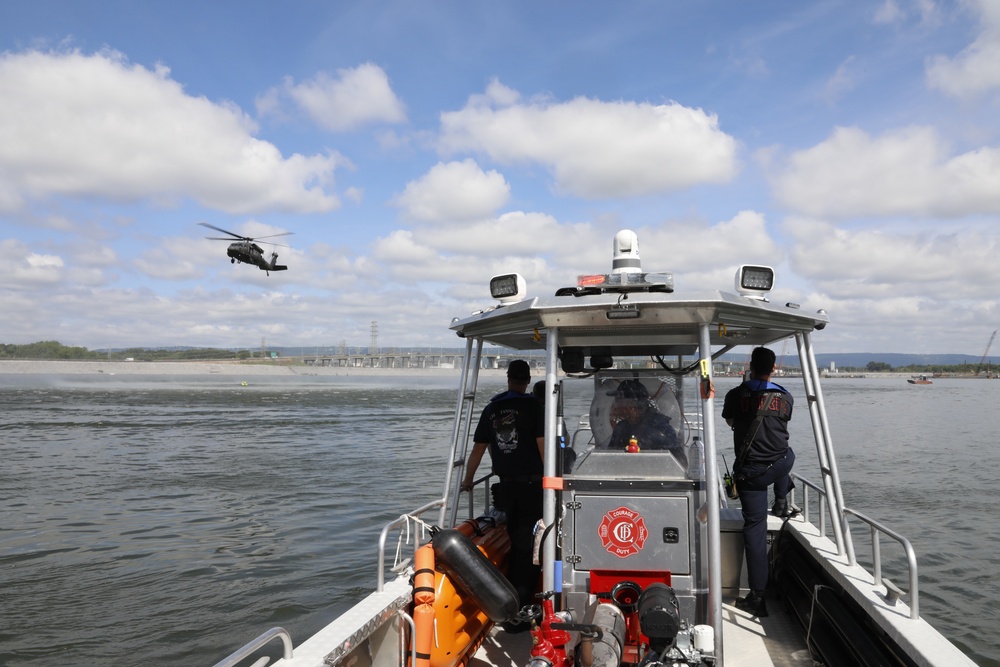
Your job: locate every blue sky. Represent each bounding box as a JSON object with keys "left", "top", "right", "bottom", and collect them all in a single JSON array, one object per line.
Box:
[{"left": 2, "top": 1, "right": 999, "bottom": 355}]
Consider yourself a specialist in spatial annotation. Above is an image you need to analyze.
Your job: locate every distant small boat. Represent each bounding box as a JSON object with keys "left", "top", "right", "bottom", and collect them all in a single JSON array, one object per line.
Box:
[{"left": 908, "top": 375, "right": 933, "bottom": 384}]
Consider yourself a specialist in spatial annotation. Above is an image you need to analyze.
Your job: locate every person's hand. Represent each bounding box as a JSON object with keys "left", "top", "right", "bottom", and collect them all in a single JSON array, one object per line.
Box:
[{"left": 460, "top": 480, "right": 472, "bottom": 492}]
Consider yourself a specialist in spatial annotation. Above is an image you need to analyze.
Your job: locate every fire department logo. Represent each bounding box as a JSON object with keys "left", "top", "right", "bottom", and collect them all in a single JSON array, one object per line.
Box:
[{"left": 598, "top": 506, "right": 648, "bottom": 558}]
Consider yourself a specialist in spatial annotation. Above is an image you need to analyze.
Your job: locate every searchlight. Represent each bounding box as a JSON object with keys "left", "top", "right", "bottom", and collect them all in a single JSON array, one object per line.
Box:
[
  {"left": 735, "top": 265, "right": 774, "bottom": 300},
  {"left": 490, "top": 273, "right": 527, "bottom": 305}
]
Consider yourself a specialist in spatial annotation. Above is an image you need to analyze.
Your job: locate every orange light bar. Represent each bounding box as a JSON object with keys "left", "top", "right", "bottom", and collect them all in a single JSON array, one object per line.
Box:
[{"left": 578, "top": 274, "right": 608, "bottom": 287}]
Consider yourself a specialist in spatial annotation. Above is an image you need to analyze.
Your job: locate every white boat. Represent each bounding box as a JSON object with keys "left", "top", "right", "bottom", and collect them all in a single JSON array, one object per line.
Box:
[{"left": 212, "top": 231, "right": 975, "bottom": 667}]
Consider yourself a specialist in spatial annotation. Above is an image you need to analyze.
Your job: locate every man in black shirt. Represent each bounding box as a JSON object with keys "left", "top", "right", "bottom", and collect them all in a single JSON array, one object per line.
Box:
[
  {"left": 606, "top": 379, "right": 683, "bottom": 465},
  {"left": 721, "top": 347, "right": 795, "bottom": 617},
  {"left": 462, "top": 359, "right": 544, "bottom": 616}
]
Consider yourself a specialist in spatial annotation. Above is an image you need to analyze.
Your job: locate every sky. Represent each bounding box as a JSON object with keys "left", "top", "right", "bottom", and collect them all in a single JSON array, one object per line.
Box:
[{"left": 2, "top": 1, "right": 999, "bottom": 355}]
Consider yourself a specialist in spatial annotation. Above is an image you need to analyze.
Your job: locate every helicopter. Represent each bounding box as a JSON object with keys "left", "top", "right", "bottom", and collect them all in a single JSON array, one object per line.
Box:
[{"left": 199, "top": 222, "right": 294, "bottom": 275}]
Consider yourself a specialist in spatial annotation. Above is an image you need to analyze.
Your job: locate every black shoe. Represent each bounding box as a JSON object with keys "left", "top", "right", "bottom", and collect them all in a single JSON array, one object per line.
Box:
[
  {"left": 734, "top": 591, "right": 769, "bottom": 617},
  {"left": 501, "top": 620, "right": 531, "bottom": 634},
  {"left": 771, "top": 499, "right": 788, "bottom": 517}
]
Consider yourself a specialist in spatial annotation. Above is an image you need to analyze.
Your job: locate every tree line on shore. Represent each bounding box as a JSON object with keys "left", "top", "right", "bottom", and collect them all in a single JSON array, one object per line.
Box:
[
  {"left": 0, "top": 341, "right": 254, "bottom": 361},
  {"left": 860, "top": 360, "right": 991, "bottom": 375},
  {"left": 3, "top": 341, "right": 993, "bottom": 375}
]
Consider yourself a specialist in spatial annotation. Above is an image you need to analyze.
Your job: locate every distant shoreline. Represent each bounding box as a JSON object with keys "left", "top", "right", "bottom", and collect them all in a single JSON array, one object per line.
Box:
[
  {"left": 2, "top": 360, "right": 988, "bottom": 381},
  {"left": 0, "top": 359, "right": 508, "bottom": 378}
]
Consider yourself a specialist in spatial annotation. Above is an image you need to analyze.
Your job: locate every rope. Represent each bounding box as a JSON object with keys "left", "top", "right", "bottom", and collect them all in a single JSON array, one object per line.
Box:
[
  {"left": 806, "top": 584, "right": 832, "bottom": 666},
  {"left": 393, "top": 514, "right": 439, "bottom": 570}
]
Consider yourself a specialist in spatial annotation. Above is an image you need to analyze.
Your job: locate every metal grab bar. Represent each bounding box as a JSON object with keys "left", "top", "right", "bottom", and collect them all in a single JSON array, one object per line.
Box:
[
  {"left": 791, "top": 473, "right": 828, "bottom": 537},
  {"left": 843, "top": 507, "right": 920, "bottom": 620},
  {"left": 376, "top": 499, "right": 444, "bottom": 591},
  {"left": 790, "top": 472, "right": 920, "bottom": 620},
  {"left": 463, "top": 471, "right": 496, "bottom": 518},
  {"left": 211, "top": 627, "right": 292, "bottom": 667}
]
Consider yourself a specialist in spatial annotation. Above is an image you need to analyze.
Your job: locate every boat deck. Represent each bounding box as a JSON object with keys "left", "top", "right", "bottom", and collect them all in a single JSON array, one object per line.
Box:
[
  {"left": 720, "top": 598, "right": 810, "bottom": 666},
  {"left": 470, "top": 596, "right": 810, "bottom": 667}
]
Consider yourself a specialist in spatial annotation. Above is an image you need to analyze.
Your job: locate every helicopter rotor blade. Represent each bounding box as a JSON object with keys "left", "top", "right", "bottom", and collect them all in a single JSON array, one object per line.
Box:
[
  {"left": 198, "top": 222, "right": 247, "bottom": 239},
  {"left": 198, "top": 222, "right": 293, "bottom": 243},
  {"left": 253, "top": 232, "right": 295, "bottom": 240}
]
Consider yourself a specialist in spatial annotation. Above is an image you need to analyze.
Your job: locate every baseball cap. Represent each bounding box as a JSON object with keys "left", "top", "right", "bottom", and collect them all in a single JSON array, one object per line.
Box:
[
  {"left": 607, "top": 379, "right": 649, "bottom": 400},
  {"left": 507, "top": 359, "right": 531, "bottom": 381}
]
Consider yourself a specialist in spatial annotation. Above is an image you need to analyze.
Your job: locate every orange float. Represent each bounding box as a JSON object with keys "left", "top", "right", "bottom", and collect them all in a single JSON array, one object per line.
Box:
[{"left": 426, "top": 519, "right": 512, "bottom": 667}]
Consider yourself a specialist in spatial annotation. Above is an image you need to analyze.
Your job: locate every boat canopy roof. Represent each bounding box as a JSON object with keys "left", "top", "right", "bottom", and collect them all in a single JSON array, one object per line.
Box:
[{"left": 450, "top": 287, "right": 829, "bottom": 358}]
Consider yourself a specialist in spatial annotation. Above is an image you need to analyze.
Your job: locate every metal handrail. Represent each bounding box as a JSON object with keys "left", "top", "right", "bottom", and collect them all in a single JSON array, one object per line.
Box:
[
  {"left": 789, "top": 472, "right": 919, "bottom": 620},
  {"left": 465, "top": 472, "right": 496, "bottom": 518},
  {"left": 397, "top": 609, "right": 416, "bottom": 667},
  {"left": 376, "top": 499, "right": 444, "bottom": 591},
  {"left": 791, "top": 472, "right": 828, "bottom": 537},
  {"left": 211, "top": 627, "right": 292, "bottom": 667},
  {"left": 843, "top": 507, "right": 920, "bottom": 620}
]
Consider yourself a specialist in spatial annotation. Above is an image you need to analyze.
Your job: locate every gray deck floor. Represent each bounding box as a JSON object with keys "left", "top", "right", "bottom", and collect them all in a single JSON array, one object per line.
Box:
[{"left": 721, "top": 597, "right": 812, "bottom": 666}]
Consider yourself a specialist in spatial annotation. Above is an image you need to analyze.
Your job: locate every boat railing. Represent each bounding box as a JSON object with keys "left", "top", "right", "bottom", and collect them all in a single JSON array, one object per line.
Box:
[
  {"left": 791, "top": 473, "right": 829, "bottom": 536},
  {"left": 464, "top": 472, "right": 497, "bottom": 519},
  {"left": 842, "top": 507, "right": 920, "bottom": 620},
  {"left": 376, "top": 498, "right": 445, "bottom": 591},
  {"left": 791, "top": 472, "right": 920, "bottom": 620},
  {"left": 210, "top": 626, "right": 293, "bottom": 667}
]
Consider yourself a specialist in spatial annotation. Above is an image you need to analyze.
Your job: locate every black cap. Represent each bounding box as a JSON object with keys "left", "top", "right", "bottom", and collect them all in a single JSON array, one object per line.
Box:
[
  {"left": 507, "top": 359, "right": 531, "bottom": 381},
  {"left": 608, "top": 379, "right": 649, "bottom": 400}
]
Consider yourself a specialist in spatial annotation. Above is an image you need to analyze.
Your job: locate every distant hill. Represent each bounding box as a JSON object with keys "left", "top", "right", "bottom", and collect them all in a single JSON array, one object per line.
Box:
[{"left": 718, "top": 352, "right": 998, "bottom": 371}]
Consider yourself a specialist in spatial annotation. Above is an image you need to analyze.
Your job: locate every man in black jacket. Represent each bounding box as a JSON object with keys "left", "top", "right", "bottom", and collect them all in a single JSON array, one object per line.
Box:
[{"left": 722, "top": 347, "right": 795, "bottom": 617}]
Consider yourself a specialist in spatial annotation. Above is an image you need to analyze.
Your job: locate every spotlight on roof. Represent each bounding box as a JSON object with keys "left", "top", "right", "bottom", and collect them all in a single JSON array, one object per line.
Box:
[
  {"left": 735, "top": 265, "right": 774, "bottom": 300},
  {"left": 490, "top": 273, "right": 527, "bottom": 305}
]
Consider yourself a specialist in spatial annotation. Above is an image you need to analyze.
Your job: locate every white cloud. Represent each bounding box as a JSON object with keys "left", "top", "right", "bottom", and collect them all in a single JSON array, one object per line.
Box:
[
  {"left": 769, "top": 216, "right": 1000, "bottom": 354},
  {"left": 371, "top": 229, "right": 440, "bottom": 265},
  {"left": 370, "top": 212, "right": 570, "bottom": 287},
  {"left": 639, "top": 210, "right": 781, "bottom": 272},
  {"left": 0, "top": 49, "right": 340, "bottom": 214},
  {"left": 873, "top": 0, "right": 904, "bottom": 24},
  {"left": 926, "top": 0, "right": 1000, "bottom": 99},
  {"left": 438, "top": 83, "right": 739, "bottom": 199},
  {"left": 392, "top": 160, "right": 510, "bottom": 223},
  {"left": 824, "top": 56, "right": 857, "bottom": 105},
  {"left": 770, "top": 126, "right": 1000, "bottom": 218},
  {"left": 874, "top": 0, "right": 938, "bottom": 25},
  {"left": 261, "top": 63, "right": 407, "bottom": 132},
  {"left": 3, "top": 240, "right": 65, "bottom": 286},
  {"left": 366, "top": 210, "right": 787, "bottom": 314},
  {"left": 784, "top": 217, "right": 1000, "bottom": 300},
  {"left": 413, "top": 211, "right": 566, "bottom": 255}
]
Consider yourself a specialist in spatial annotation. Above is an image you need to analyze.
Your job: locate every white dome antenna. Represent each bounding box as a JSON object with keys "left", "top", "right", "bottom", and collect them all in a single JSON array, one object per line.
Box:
[{"left": 612, "top": 229, "right": 641, "bottom": 274}]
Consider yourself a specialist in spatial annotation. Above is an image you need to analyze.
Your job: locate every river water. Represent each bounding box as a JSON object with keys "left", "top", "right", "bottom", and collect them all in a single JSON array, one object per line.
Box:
[{"left": 1, "top": 373, "right": 996, "bottom": 666}]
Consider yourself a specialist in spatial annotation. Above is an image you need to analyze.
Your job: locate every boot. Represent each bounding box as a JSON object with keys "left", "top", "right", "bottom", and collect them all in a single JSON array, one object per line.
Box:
[
  {"left": 734, "top": 590, "right": 769, "bottom": 617},
  {"left": 771, "top": 498, "right": 788, "bottom": 517}
]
